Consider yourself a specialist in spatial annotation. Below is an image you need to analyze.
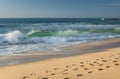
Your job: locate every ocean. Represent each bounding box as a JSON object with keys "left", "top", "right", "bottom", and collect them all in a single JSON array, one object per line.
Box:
[{"left": 0, "top": 18, "right": 120, "bottom": 55}]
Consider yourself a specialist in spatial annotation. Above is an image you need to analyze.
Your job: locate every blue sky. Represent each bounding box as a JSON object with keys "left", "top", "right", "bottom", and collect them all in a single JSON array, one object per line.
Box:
[{"left": 0, "top": 0, "right": 120, "bottom": 18}]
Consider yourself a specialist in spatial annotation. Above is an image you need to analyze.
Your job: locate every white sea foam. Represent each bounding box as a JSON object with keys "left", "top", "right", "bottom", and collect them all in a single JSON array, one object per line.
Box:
[
  {"left": 0, "top": 30, "right": 25, "bottom": 44},
  {"left": 0, "top": 23, "right": 120, "bottom": 55},
  {"left": 5, "top": 30, "right": 25, "bottom": 43}
]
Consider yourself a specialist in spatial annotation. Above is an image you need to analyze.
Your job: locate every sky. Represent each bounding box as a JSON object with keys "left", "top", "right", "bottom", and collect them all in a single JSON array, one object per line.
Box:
[{"left": 0, "top": 0, "right": 120, "bottom": 18}]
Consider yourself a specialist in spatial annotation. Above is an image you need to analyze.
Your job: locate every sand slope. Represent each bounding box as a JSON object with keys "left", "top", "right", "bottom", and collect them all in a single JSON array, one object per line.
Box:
[{"left": 0, "top": 47, "right": 120, "bottom": 79}]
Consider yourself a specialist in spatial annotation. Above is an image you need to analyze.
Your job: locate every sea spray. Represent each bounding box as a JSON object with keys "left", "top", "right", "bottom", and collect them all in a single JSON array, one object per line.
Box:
[
  {"left": 5, "top": 30, "right": 25, "bottom": 43},
  {"left": 0, "top": 20, "right": 120, "bottom": 55}
]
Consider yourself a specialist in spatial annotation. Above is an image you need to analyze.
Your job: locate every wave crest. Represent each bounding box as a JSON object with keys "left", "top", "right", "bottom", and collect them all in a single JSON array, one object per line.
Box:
[
  {"left": 0, "top": 30, "right": 25, "bottom": 44},
  {"left": 5, "top": 30, "right": 25, "bottom": 43}
]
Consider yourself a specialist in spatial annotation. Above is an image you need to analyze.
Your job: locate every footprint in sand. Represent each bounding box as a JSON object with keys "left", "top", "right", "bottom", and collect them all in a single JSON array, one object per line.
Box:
[
  {"left": 99, "top": 64, "right": 103, "bottom": 66},
  {"left": 80, "top": 62, "right": 84, "bottom": 64},
  {"left": 30, "top": 73, "right": 36, "bottom": 76},
  {"left": 64, "top": 69, "right": 68, "bottom": 71},
  {"left": 93, "top": 61, "right": 97, "bottom": 64},
  {"left": 89, "top": 63, "right": 94, "bottom": 66},
  {"left": 80, "top": 65, "right": 84, "bottom": 67},
  {"left": 76, "top": 74, "right": 83, "bottom": 77},
  {"left": 22, "top": 76, "right": 29, "bottom": 79},
  {"left": 97, "top": 68, "right": 104, "bottom": 71},
  {"left": 88, "top": 71, "right": 93, "bottom": 74},
  {"left": 41, "top": 77, "right": 48, "bottom": 79},
  {"left": 102, "top": 60, "right": 107, "bottom": 62},
  {"left": 112, "top": 60, "right": 118, "bottom": 63},
  {"left": 84, "top": 68, "right": 89, "bottom": 70},
  {"left": 54, "top": 68, "right": 59, "bottom": 70},
  {"left": 114, "top": 63, "right": 119, "bottom": 66},
  {"left": 51, "top": 73, "right": 56, "bottom": 75},
  {"left": 61, "top": 69, "right": 68, "bottom": 73},
  {"left": 66, "top": 65, "right": 70, "bottom": 68},
  {"left": 106, "top": 66, "right": 110, "bottom": 68},
  {"left": 46, "top": 71, "right": 51, "bottom": 73}
]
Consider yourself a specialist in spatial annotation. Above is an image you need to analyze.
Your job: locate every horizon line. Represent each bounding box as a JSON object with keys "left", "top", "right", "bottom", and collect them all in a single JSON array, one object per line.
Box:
[{"left": 0, "top": 17, "right": 120, "bottom": 19}]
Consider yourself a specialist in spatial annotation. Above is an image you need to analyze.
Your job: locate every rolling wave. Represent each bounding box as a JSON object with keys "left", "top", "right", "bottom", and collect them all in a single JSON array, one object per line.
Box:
[
  {"left": 0, "top": 28, "right": 120, "bottom": 45},
  {"left": 0, "top": 23, "right": 120, "bottom": 55}
]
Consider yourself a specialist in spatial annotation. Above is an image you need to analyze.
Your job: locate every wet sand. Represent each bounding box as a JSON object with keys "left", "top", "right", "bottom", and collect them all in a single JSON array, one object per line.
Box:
[
  {"left": 0, "top": 38, "right": 120, "bottom": 67},
  {"left": 0, "top": 41, "right": 120, "bottom": 79}
]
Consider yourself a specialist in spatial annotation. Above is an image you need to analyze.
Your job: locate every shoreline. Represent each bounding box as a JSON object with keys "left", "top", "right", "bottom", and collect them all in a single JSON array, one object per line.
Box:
[
  {"left": 0, "top": 40, "right": 120, "bottom": 79},
  {"left": 0, "top": 37, "right": 120, "bottom": 67}
]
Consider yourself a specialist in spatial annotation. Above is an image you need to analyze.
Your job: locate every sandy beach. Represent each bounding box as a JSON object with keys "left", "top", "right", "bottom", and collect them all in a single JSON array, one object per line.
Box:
[
  {"left": 0, "top": 38, "right": 120, "bottom": 79},
  {"left": 0, "top": 0, "right": 120, "bottom": 79}
]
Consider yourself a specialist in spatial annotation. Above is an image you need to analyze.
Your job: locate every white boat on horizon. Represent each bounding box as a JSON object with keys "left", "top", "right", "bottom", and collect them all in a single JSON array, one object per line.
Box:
[{"left": 101, "top": 17, "right": 105, "bottom": 20}]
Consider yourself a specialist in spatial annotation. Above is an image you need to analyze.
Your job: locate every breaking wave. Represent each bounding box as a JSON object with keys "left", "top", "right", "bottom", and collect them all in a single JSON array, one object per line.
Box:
[
  {"left": 0, "top": 27, "right": 120, "bottom": 45},
  {"left": 0, "top": 23, "right": 120, "bottom": 55}
]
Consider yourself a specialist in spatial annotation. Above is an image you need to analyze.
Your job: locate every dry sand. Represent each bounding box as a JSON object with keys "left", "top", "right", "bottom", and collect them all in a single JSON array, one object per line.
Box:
[{"left": 0, "top": 47, "right": 120, "bottom": 79}]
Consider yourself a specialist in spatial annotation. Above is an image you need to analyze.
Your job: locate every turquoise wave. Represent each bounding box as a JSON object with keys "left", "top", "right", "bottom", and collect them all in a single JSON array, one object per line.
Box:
[
  {"left": 27, "top": 28, "right": 120, "bottom": 37},
  {"left": 114, "top": 27, "right": 120, "bottom": 33},
  {"left": 28, "top": 31, "right": 58, "bottom": 37},
  {"left": 27, "top": 30, "right": 89, "bottom": 37}
]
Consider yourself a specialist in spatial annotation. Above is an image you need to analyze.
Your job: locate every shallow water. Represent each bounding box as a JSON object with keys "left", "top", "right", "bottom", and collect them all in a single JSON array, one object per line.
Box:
[{"left": 0, "top": 18, "right": 120, "bottom": 55}]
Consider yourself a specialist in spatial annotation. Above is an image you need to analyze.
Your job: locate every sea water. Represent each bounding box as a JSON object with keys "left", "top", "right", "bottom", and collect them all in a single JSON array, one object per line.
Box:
[{"left": 0, "top": 18, "right": 120, "bottom": 55}]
